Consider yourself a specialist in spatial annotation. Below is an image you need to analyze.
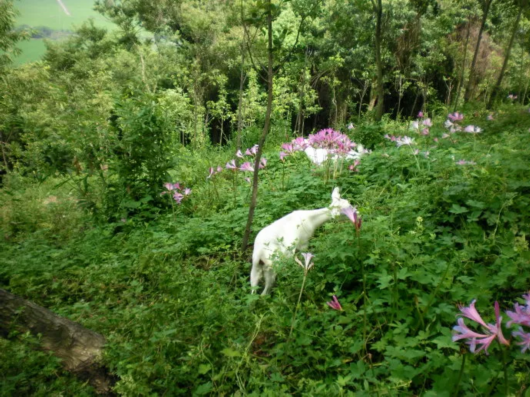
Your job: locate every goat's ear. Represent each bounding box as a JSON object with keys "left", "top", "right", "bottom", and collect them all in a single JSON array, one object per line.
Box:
[{"left": 331, "top": 187, "right": 340, "bottom": 201}]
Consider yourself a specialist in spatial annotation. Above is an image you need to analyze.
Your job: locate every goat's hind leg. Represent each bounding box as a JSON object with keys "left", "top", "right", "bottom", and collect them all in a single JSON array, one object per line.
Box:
[
  {"left": 250, "top": 261, "right": 263, "bottom": 294},
  {"left": 261, "top": 262, "right": 276, "bottom": 296}
]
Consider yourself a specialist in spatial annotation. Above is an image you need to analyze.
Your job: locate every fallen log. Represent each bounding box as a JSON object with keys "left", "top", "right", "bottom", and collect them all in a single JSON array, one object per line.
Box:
[{"left": 0, "top": 288, "right": 115, "bottom": 394}]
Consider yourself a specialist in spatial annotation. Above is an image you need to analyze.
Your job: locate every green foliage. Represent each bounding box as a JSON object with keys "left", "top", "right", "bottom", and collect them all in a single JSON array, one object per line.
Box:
[{"left": 2, "top": 0, "right": 530, "bottom": 394}]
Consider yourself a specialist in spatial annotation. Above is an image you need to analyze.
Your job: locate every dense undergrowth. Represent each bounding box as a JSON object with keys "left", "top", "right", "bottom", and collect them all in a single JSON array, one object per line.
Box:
[{"left": 1, "top": 106, "right": 530, "bottom": 396}]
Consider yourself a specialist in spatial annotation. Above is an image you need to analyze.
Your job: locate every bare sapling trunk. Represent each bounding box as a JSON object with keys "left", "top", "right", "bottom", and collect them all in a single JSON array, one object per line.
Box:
[
  {"left": 0, "top": 289, "right": 114, "bottom": 394},
  {"left": 464, "top": 0, "right": 493, "bottom": 103},
  {"left": 241, "top": 0, "right": 274, "bottom": 252},
  {"left": 487, "top": 1, "right": 524, "bottom": 109}
]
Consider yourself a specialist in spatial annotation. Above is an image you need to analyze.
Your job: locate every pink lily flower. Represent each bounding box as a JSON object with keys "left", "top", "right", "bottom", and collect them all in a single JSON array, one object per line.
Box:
[
  {"left": 245, "top": 148, "right": 252, "bottom": 156},
  {"left": 217, "top": 166, "right": 223, "bottom": 173},
  {"left": 279, "top": 152, "right": 288, "bottom": 161},
  {"left": 164, "top": 182, "right": 175, "bottom": 191},
  {"left": 184, "top": 188, "right": 192, "bottom": 196},
  {"left": 240, "top": 162, "right": 254, "bottom": 172},
  {"left": 413, "top": 149, "right": 419, "bottom": 155},
  {"left": 417, "top": 111, "right": 424, "bottom": 118},
  {"left": 396, "top": 136, "right": 415, "bottom": 147},
  {"left": 173, "top": 192, "right": 184, "bottom": 204},
  {"left": 433, "top": 138, "right": 439, "bottom": 142},
  {"left": 421, "top": 128, "right": 430, "bottom": 136},
  {"left": 236, "top": 149, "right": 244, "bottom": 158},
  {"left": 327, "top": 295, "right": 343, "bottom": 311},
  {"left": 448, "top": 112, "right": 464, "bottom": 122},
  {"left": 226, "top": 160, "right": 237, "bottom": 169},
  {"left": 281, "top": 143, "right": 295, "bottom": 153},
  {"left": 207, "top": 167, "right": 214, "bottom": 179},
  {"left": 454, "top": 300, "right": 510, "bottom": 354},
  {"left": 292, "top": 137, "right": 307, "bottom": 150},
  {"left": 506, "top": 293, "right": 530, "bottom": 327},
  {"left": 422, "top": 118, "right": 432, "bottom": 127},
  {"left": 250, "top": 144, "right": 259, "bottom": 155},
  {"left": 458, "top": 299, "right": 488, "bottom": 327},
  {"left": 341, "top": 206, "right": 362, "bottom": 232},
  {"left": 464, "top": 125, "right": 482, "bottom": 133},
  {"left": 259, "top": 158, "right": 267, "bottom": 169},
  {"left": 456, "top": 160, "right": 476, "bottom": 165}
]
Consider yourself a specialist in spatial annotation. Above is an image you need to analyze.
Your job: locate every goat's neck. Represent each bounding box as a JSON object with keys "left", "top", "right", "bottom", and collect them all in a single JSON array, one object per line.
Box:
[{"left": 302, "top": 207, "right": 332, "bottom": 233}]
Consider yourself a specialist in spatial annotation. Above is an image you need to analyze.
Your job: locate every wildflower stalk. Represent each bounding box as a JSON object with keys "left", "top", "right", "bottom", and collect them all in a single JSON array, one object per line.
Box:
[
  {"left": 358, "top": 232, "right": 368, "bottom": 355},
  {"left": 289, "top": 269, "right": 308, "bottom": 339},
  {"left": 500, "top": 344, "right": 509, "bottom": 395}
]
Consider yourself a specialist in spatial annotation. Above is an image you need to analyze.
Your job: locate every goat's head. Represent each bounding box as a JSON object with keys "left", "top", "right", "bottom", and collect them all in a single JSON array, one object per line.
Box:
[{"left": 329, "top": 187, "right": 355, "bottom": 218}]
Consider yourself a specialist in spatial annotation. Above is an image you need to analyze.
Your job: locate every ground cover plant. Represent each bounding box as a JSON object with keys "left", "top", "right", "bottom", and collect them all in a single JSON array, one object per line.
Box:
[
  {"left": 2, "top": 107, "right": 530, "bottom": 395},
  {"left": 2, "top": 0, "right": 530, "bottom": 395}
]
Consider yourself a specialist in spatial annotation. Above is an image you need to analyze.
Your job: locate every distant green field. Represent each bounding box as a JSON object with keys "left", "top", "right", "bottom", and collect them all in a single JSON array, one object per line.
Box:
[
  {"left": 13, "top": 0, "right": 116, "bottom": 64},
  {"left": 15, "top": 0, "right": 115, "bottom": 30},
  {"left": 14, "top": 39, "right": 47, "bottom": 65}
]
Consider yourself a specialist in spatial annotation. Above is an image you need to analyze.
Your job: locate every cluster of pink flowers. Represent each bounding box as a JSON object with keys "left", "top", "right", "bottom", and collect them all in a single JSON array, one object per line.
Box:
[
  {"left": 444, "top": 112, "right": 483, "bottom": 134},
  {"left": 161, "top": 182, "right": 192, "bottom": 204},
  {"left": 454, "top": 293, "right": 530, "bottom": 354},
  {"left": 207, "top": 145, "right": 267, "bottom": 178},
  {"left": 410, "top": 113, "right": 433, "bottom": 136},
  {"left": 279, "top": 129, "right": 365, "bottom": 166},
  {"left": 307, "top": 128, "right": 356, "bottom": 154}
]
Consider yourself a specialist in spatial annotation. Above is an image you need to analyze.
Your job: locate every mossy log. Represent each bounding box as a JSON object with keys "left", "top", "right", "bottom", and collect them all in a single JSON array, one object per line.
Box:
[{"left": 0, "top": 288, "right": 115, "bottom": 394}]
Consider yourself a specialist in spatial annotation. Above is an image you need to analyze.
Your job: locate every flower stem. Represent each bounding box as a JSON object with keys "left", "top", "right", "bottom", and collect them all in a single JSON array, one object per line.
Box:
[
  {"left": 289, "top": 271, "right": 308, "bottom": 340},
  {"left": 500, "top": 344, "right": 509, "bottom": 396}
]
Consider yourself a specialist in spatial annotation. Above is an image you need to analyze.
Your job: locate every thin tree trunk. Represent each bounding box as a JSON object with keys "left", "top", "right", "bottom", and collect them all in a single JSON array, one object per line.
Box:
[
  {"left": 0, "top": 289, "right": 114, "bottom": 394},
  {"left": 374, "top": 0, "right": 384, "bottom": 119},
  {"left": 374, "top": 0, "right": 384, "bottom": 121},
  {"left": 517, "top": 38, "right": 526, "bottom": 101},
  {"left": 0, "top": 131, "right": 9, "bottom": 172},
  {"left": 464, "top": 0, "right": 493, "bottom": 103},
  {"left": 241, "top": 0, "right": 274, "bottom": 252},
  {"left": 487, "top": 2, "right": 524, "bottom": 109},
  {"left": 454, "top": 20, "right": 471, "bottom": 111}
]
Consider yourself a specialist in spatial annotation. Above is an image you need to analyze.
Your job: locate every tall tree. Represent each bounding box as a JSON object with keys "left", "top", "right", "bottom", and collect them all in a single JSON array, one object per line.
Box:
[
  {"left": 487, "top": 0, "right": 527, "bottom": 108},
  {"left": 241, "top": 0, "right": 275, "bottom": 252},
  {"left": 464, "top": 0, "right": 495, "bottom": 102},
  {"left": 371, "top": 0, "right": 385, "bottom": 121}
]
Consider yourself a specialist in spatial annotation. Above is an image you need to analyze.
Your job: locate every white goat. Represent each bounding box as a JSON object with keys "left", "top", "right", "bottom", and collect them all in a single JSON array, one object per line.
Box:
[{"left": 250, "top": 187, "right": 355, "bottom": 295}]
